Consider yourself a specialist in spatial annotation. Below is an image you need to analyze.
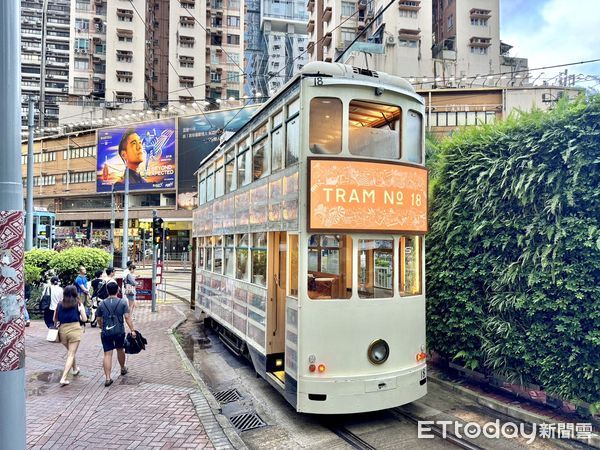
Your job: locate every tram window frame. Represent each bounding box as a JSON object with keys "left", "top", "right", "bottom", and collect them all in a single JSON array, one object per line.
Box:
[
  {"left": 307, "top": 234, "right": 352, "bottom": 300},
  {"left": 253, "top": 122, "right": 268, "bottom": 141},
  {"left": 252, "top": 136, "right": 269, "bottom": 181},
  {"left": 285, "top": 113, "right": 300, "bottom": 166},
  {"left": 288, "top": 97, "right": 300, "bottom": 116},
  {"left": 273, "top": 109, "right": 284, "bottom": 128},
  {"left": 215, "top": 157, "right": 225, "bottom": 198},
  {"left": 251, "top": 232, "right": 267, "bottom": 287},
  {"left": 309, "top": 97, "right": 343, "bottom": 155},
  {"left": 197, "top": 237, "right": 204, "bottom": 269},
  {"left": 225, "top": 150, "right": 236, "bottom": 194},
  {"left": 404, "top": 110, "right": 423, "bottom": 164},
  {"left": 206, "top": 167, "right": 215, "bottom": 202},
  {"left": 236, "top": 233, "right": 250, "bottom": 281},
  {"left": 358, "top": 239, "right": 394, "bottom": 299},
  {"left": 237, "top": 146, "right": 252, "bottom": 187},
  {"left": 198, "top": 171, "right": 207, "bottom": 205},
  {"left": 213, "top": 235, "right": 223, "bottom": 274},
  {"left": 348, "top": 100, "right": 401, "bottom": 159},
  {"left": 224, "top": 234, "right": 235, "bottom": 277},
  {"left": 271, "top": 123, "right": 284, "bottom": 173},
  {"left": 205, "top": 236, "right": 213, "bottom": 272},
  {"left": 399, "top": 235, "right": 422, "bottom": 296},
  {"left": 288, "top": 234, "right": 299, "bottom": 297}
]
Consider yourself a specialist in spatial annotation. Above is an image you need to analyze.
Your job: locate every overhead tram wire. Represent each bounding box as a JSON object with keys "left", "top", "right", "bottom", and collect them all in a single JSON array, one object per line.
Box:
[
  {"left": 127, "top": 0, "right": 216, "bottom": 129},
  {"left": 335, "top": 0, "right": 396, "bottom": 63}
]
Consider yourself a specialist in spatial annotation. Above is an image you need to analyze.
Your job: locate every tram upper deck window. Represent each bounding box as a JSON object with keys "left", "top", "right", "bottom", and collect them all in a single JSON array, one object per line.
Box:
[
  {"left": 225, "top": 150, "right": 236, "bottom": 194},
  {"left": 404, "top": 111, "right": 423, "bottom": 164},
  {"left": 309, "top": 98, "right": 342, "bottom": 154},
  {"left": 358, "top": 239, "right": 394, "bottom": 299},
  {"left": 307, "top": 234, "right": 352, "bottom": 300},
  {"left": 349, "top": 101, "right": 400, "bottom": 159},
  {"left": 252, "top": 232, "right": 267, "bottom": 287}
]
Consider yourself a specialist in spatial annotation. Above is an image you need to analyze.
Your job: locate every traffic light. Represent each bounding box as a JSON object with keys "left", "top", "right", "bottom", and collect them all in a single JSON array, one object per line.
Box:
[
  {"left": 152, "top": 216, "right": 163, "bottom": 245},
  {"left": 164, "top": 228, "right": 170, "bottom": 240}
]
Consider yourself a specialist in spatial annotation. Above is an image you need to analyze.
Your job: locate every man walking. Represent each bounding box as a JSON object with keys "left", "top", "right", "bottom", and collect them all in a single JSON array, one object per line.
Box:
[
  {"left": 96, "top": 282, "right": 136, "bottom": 387},
  {"left": 75, "top": 266, "right": 90, "bottom": 307}
]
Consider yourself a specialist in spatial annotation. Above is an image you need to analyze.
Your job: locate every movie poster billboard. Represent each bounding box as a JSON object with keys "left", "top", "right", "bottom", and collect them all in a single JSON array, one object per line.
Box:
[
  {"left": 177, "top": 106, "right": 260, "bottom": 209},
  {"left": 97, "top": 119, "right": 176, "bottom": 193}
]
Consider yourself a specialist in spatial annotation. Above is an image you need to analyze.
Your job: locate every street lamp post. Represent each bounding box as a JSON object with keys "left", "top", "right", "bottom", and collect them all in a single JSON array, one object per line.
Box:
[{"left": 122, "top": 167, "right": 129, "bottom": 269}]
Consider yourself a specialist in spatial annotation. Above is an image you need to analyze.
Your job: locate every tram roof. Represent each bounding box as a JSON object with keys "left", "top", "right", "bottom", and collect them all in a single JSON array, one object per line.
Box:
[{"left": 195, "top": 62, "right": 417, "bottom": 174}]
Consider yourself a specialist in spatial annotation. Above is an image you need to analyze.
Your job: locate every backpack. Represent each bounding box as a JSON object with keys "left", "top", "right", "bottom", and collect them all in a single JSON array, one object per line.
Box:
[
  {"left": 39, "top": 285, "right": 51, "bottom": 310},
  {"left": 96, "top": 280, "right": 110, "bottom": 300},
  {"left": 100, "top": 298, "right": 124, "bottom": 337}
]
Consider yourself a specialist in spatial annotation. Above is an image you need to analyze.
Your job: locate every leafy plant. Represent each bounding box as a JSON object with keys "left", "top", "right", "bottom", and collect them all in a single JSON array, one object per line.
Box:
[
  {"left": 24, "top": 248, "right": 57, "bottom": 275},
  {"left": 426, "top": 95, "right": 600, "bottom": 405},
  {"left": 24, "top": 263, "right": 42, "bottom": 285},
  {"left": 49, "top": 247, "right": 111, "bottom": 286}
]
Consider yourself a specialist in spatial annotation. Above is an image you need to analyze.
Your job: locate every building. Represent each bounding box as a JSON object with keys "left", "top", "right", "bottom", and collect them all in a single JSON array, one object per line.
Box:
[{"left": 21, "top": 0, "right": 71, "bottom": 130}]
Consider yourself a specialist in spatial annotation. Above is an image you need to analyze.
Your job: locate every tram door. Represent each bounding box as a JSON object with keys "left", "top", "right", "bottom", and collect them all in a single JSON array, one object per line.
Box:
[{"left": 267, "top": 232, "right": 287, "bottom": 385}]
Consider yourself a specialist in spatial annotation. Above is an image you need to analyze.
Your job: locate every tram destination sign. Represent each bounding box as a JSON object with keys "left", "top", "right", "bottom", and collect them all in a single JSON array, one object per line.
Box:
[{"left": 308, "top": 158, "right": 428, "bottom": 233}]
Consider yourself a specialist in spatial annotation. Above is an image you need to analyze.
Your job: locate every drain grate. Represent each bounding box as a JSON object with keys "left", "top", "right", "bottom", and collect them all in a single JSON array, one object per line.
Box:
[
  {"left": 229, "top": 412, "right": 266, "bottom": 432},
  {"left": 213, "top": 388, "right": 242, "bottom": 405}
]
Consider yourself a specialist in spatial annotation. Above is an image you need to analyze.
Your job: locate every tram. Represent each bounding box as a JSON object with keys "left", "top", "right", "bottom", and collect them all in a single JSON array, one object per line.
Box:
[{"left": 192, "top": 62, "right": 428, "bottom": 414}]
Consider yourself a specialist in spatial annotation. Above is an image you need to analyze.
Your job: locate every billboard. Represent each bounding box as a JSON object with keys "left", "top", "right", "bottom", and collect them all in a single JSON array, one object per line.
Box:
[
  {"left": 97, "top": 119, "right": 176, "bottom": 193},
  {"left": 177, "top": 106, "right": 260, "bottom": 209},
  {"left": 308, "top": 158, "right": 428, "bottom": 233}
]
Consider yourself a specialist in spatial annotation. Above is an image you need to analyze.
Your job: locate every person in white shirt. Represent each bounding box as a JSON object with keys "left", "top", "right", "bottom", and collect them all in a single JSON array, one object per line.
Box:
[{"left": 43, "top": 276, "right": 63, "bottom": 328}]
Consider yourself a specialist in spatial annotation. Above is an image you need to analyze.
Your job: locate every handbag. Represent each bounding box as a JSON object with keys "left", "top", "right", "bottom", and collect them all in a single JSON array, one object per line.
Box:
[
  {"left": 39, "top": 286, "right": 51, "bottom": 310},
  {"left": 46, "top": 328, "right": 59, "bottom": 343}
]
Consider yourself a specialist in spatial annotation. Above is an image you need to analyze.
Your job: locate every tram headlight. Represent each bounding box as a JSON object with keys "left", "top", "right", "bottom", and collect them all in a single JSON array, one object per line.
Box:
[{"left": 367, "top": 339, "right": 390, "bottom": 365}]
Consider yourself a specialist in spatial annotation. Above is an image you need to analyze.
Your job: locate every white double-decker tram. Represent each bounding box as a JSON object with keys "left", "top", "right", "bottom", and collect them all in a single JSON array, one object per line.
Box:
[{"left": 192, "top": 62, "right": 428, "bottom": 414}]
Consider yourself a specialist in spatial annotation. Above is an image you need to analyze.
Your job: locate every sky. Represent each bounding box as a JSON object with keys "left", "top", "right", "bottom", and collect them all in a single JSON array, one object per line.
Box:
[{"left": 500, "top": 0, "right": 600, "bottom": 87}]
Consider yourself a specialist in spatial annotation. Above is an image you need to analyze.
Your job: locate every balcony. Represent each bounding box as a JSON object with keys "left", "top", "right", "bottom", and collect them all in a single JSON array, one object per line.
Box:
[
  {"left": 469, "top": 36, "right": 492, "bottom": 48},
  {"left": 307, "top": 0, "right": 314, "bottom": 13},
  {"left": 470, "top": 8, "right": 492, "bottom": 19},
  {"left": 398, "top": 28, "right": 421, "bottom": 41},
  {"left": 323, "top": 32, "right": 332, "bottom": 47},
  {"left": 307, "top": 19, "right": 314, "bottom": 33},
  {"left": 322, "top": 6, "right": 332, "bottom": 22},
  {"left": 398, "top": 0, "right": 421, "bottom": 11},
  {"left": 307, "top": 41, "right": 315, "bottom": 55}
]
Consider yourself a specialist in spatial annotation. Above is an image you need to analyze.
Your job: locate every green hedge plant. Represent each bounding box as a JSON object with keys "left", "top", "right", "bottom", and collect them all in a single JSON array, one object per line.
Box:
[
  {"left": 426, "top": 96, "right": 600, "bottom": 406},
  {"left": 24, "top": 248, "right": 57, "bottom": 276},
  {"left": 49, "top": 247, "right": 111, "bottom": 286}
]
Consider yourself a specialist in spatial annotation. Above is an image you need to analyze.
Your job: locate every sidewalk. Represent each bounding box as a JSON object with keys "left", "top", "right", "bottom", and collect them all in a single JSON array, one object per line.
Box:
[{"left": 25, "top": 299, "right": 230, "bottom": 450}]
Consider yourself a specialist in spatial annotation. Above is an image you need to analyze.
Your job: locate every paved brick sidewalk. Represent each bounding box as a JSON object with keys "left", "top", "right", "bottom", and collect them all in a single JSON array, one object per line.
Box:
[{"left": 25, "top": 301, "right": 222, "bottom": 450}]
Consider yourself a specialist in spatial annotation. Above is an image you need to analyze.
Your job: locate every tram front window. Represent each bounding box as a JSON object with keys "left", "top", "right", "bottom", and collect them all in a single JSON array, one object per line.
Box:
[
  {"left": 400, "top": 235, "right": 422, "bottom": 296},
  {"left": 309, "top": 98, "right": 342, "bottom": 154},
  {"left": 307, "top": 234, "right": 352, "bottom": 300},
  {"left": 358, "top": 239, "right": 394, "bottom": 299},
  {"left": 349, "top": 101, "right": 400, "bottom": 159}
]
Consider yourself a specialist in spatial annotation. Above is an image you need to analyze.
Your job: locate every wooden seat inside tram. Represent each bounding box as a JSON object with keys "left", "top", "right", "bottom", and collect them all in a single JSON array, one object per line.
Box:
[{"left": 308, "top": 271, "right": 343, "bottom": 299}]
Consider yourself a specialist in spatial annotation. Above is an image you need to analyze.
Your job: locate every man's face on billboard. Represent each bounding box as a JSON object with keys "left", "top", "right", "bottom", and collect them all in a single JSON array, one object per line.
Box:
[{"left": 121, "top": 133, "right": 144, "bottom": 167}]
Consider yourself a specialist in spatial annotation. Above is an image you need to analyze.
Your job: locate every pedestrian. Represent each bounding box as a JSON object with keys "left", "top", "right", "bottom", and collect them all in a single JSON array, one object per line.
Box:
[
  {"left": 124, "top": 264, "right": 137, "bottom": 314},
  {"left": 91, "top": 269, "right": 104, "bottom": 298},
  {"left": 42, "top": 276, "right": 63, "bottom": 328},
  {"left": 75, "top": 266, "right": 91, "bottom": 308},
  {"left": 23, "top": 282, "right": 31, "bottom": 327},
  {"left": 96, "top": 281, "right": 136, "bottom": 387},
  {"left": 53, "top": 285, "right": 87, "bottom": 386}
]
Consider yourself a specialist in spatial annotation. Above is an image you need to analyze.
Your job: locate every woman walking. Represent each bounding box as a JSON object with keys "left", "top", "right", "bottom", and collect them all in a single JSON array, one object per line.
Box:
[
  {"left": 43, "top": 276, "right": 63, "bottom": 328},
  {"left": 124, "top": 264, "right": 137, "bottom": 315},
  {"left": 53, "top": 285, "right": 87, "bottom": 386}
]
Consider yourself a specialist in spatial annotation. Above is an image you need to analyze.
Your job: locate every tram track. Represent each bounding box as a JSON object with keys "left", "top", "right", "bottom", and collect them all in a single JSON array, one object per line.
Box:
[{"left": 326, "top": 423, "right": 379, "bottom": 450}]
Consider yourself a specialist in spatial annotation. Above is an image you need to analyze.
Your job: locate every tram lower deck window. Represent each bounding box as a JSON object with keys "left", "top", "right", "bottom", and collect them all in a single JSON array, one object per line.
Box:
[
  {"left": 358, "top": 239, "right": 394, "bottom": 299},
  {"left": 400, "top": 235, "right": 422, "bottom": 296},
  {"left": 309, "top": 98, "right": 342, "bottom": 154},
  {"left": 307, "top": 234, "right": 352, "bottom": 300},
  {"left": 349, "top": 101, "right": 400, "bottom": 159}
]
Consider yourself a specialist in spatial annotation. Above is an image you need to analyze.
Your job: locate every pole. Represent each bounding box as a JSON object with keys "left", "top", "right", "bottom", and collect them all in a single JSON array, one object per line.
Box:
[
  {"left": 142, "top": 229, "right": 146, "bottom": 269},
  {"left": 122, "top": 167, "right": 129, "bottom": 269},
  {"left": 25, "top": 97, "right": 34, "bottom": 250},
  {"left": 0, "top": 0, "right": 26, "bottom": 448},
  {"left": 110, "top": 187, "right": 115, "bottom": 265},
  {"left": 39, "top": 0, "right": 48, "bottom": 129},
  {"left": 151, "top": 209, "right": 157, "bottom": 313}
]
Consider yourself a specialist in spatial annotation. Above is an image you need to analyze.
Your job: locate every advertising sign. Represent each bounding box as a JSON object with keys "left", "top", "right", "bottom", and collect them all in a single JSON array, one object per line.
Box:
[
  {"left": 97, "top": 119, "right": 176, "bottom": 193},
  {"left": 308, "top": 158, "right": 428, "bottom": 233},
  {"left": 177, "top": 106, "right": 260, "bottom": 209}
]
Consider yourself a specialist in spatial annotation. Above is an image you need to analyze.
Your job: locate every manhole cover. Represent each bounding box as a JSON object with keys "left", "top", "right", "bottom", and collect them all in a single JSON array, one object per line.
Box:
[
  {"left": 229, "top": 412, "right": 266, "bottom": 432},
  {"left": 213, "top": 388, "right": 242, "bottom": 404}
]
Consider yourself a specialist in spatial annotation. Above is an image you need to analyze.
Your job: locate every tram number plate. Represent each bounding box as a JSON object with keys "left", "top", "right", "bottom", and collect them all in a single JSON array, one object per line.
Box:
[{"left": 420, "top": 367, "right": 427, "bottom": 380}]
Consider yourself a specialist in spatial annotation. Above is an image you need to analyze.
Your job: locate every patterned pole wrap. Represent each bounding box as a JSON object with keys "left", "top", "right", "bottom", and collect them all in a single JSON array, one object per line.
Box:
[{"left": 0, "top": 211, "right": 25, "bottom": 372}]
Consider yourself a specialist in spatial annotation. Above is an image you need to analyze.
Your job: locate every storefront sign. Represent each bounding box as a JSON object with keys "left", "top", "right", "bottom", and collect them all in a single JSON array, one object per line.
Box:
[{"left": 308, "top": 158, "right": 428, "bottom": 233}]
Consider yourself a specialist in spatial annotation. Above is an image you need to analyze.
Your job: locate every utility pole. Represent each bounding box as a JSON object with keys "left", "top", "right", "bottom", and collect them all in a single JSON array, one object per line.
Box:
[
  {"left": 39, "top": 0, "right": 49, "bottom": 129},
  {"left": 26, "top": 97, "right": 35, "bottom": 251},
  {"left": 122, "top": 167, "right": 129, "bottom": 269},
  {"left": 151, "top": 210, "right": 159, "bottom": 313},
  {"left": 0, "top": 1, "right": 27, "bottom": 448}
]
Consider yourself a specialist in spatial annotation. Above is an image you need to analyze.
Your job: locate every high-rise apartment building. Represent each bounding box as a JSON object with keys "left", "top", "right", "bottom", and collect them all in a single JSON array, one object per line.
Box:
[{"left": 21, "top": 0, "right": 71, "bottom": 130}]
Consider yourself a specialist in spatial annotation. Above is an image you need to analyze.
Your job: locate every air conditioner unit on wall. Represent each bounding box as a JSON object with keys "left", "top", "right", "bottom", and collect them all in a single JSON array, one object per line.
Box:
[{"left": 386, "top": 36, "right": 396, "bottom": 45}]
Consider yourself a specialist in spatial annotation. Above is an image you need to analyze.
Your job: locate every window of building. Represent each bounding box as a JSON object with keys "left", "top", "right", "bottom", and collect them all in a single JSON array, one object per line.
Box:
[
  {"left": 227, "top": 53, "right": 240, "bottom": 65},
  {"left": 116, "top": 50, "right": 133, "bottom": 62},
  {"left": 341, "top": 1, "right": 354, "bottom": 16},
  {"left": 399, "top": 39, "right": 418, "bottom": 47},
  {"left": 179, "top": 56, "right": 194, "bottom": 68},
  {"left": 74, "top": 38, "right": 89, "bottom": 51},
  {"left": 74, "top": 59, "right": 89, "bottom": 71},
  {"left": 75, "top": 18, "right": 89, "bottom": 31},
  {"left": 251, "top": 232, "right": 267, "bottom": 286},
  {"left": 400, "top": 235, "right": 422, "bottom": 296},
  {"left": 63, "top": 146, "right": 96, "bottom": 160},
  {"left": 227, "top": 15, "right": 240, "bottom": 28},
  {"left": 76, "top": 0, "right": 90, "bottom": 12},
  {"left": 74, "top": 77, "right": 88, "bottom": 90},
  {"left": 341, "top": 28, "right": 354, "bottom": 45},
  {"left": 399, "top": 9, "right": 417, "bottom": 18},
  {"left": 226, "top": 34, "right": 240, "bottom": 46},
  {"left": 179, "top": 36, "right": 195, "bottom": 48},
  {"left": 308, "top": 235, "right": 352, "bottom": 300},
  {"left": 349, "top": 100, "right": 401, "bottom": 158},
  {"left": 117, "top": 9, "right": 133, "bottom": 22},
  {"left": 236, "top": 233, "right": 249, "bottom": 281},
  {"left": 226, "top": 89, "right": 239, "bottom": 99},
  {"left": 471, "top": 18, "right": 488, "bottom": 26},
  {"left": 358, "top": 239, "right": 394, "bottom": 299},
  {"left": 115, "top": 91, "right": 133, "bottom": 103},
  {"left": 179, "top": 76, "right": 194, "bottom": 88},
  {"left": 64, "top": 171, "right": 96, "bottom": 184},
  {"left": 470, "top": 46, "right": 488, "bottom": 54},
  {"left": 116, "top": 71, "right": 133, "bottom": 83},
  {"left": 447, "top": 14, "right": 454, "bottom": 31},
  {"left": 181, "top": 0, "right": 195, "bottom": 8},
  {"left": 210, "top": 71, "right": 221, "bottom": 83},
  {"left": 228, "top": 0, "right": 240, "bottom": 8},
  {"left": 180, "top": 16, "right": 195, "bottom": 28},
  {"left": 309, "top": 97, "right": 342, "bottom": 155},
  {"left": 33, "top": 175, "right": 56, "bottom": 186},
  {"left": 226, "top": 71, "right": 239, "bottom": 83}
]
